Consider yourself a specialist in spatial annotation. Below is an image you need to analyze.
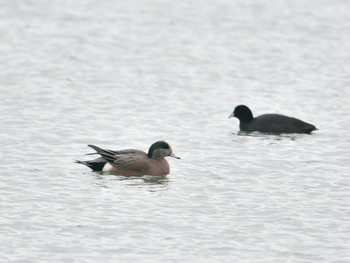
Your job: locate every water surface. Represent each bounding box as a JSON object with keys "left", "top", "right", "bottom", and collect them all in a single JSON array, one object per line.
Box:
[{"left": 1, "top": 0, "right": 350, "bottom": 262}]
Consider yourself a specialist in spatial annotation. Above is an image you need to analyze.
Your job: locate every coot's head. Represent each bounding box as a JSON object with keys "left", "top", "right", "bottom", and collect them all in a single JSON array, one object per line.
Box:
[{"left": 229, "top": 105, "right": 254, "bottom": 123}]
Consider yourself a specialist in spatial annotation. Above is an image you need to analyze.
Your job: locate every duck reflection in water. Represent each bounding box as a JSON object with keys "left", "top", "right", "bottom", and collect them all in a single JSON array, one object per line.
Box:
[{"left": 92, "top": 173, "right": 170, "bottom": 191}]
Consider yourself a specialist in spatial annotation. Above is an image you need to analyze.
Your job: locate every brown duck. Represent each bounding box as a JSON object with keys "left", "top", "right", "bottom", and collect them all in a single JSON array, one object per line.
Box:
[{"left": 76, "top": 141, "right": 180, "bottom": 176}]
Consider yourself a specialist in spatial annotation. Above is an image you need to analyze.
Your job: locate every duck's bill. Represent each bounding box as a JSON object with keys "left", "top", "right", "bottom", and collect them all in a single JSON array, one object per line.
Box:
[
  {"left": 170, "top": 153, "right": 181, "bottom": 159},
  {"left": 228, "top": 112, "right": 234, "bottom": 118}
]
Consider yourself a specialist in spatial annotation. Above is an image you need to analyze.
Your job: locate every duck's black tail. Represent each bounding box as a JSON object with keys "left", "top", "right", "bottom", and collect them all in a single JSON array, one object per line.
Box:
[{"left": 75, "top": 158, "right": 107, "bottom": 171}]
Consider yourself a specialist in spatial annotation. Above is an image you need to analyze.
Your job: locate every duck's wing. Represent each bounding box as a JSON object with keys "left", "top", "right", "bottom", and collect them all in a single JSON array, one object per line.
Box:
[
  {"left": 111, "top": 153, "right": 151, "bottom": 171},
  {"left": 87, "top": 145, "right": 150, "bottom": 172}
]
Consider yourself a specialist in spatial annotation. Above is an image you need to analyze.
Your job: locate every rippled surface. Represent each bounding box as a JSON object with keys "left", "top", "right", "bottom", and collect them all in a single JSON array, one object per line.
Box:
[{"left": 1, "top": 0, "right": 350, "bottom": 262}]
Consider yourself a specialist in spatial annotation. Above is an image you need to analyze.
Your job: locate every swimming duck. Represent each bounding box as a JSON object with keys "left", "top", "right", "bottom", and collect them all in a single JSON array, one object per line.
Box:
[
  {"left": 229, "top": 105, "right": 317, "bottom": 134},
  {"left": 76, "top": 141, "right": 180, "bottom": 176}
]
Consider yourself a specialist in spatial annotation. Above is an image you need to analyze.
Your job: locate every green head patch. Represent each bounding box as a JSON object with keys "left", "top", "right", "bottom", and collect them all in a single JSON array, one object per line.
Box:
[{"left": 148, "top": 141, "right": 170, "bottom": 158}]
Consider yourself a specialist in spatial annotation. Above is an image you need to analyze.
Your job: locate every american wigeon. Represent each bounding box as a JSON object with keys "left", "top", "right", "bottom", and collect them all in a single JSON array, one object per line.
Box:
[
  {"left": 76, "top": 141, "right": 180, "bottom": 176},
  {"left": 229, "top": 105, "right": 317, "bottom": 134}
]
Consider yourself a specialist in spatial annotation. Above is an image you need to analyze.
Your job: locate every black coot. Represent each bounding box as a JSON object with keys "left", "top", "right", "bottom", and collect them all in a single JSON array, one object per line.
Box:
[{"left": 229, "top": 105, "right": 317, "bottom": 134}]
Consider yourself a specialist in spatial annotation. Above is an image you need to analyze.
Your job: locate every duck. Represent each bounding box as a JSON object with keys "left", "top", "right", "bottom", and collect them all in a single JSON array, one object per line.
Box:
[
  {"left": 229, "top": 105, "right": 317, "bottom": 134},
  {"left": 76, "top": 141, "right": 180, "bottom": 176}
]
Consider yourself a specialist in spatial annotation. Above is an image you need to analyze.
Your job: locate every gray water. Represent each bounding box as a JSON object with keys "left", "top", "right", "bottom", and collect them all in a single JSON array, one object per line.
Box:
[{"left": 1, "top": 0, "right": 350, "bottom": 262}]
